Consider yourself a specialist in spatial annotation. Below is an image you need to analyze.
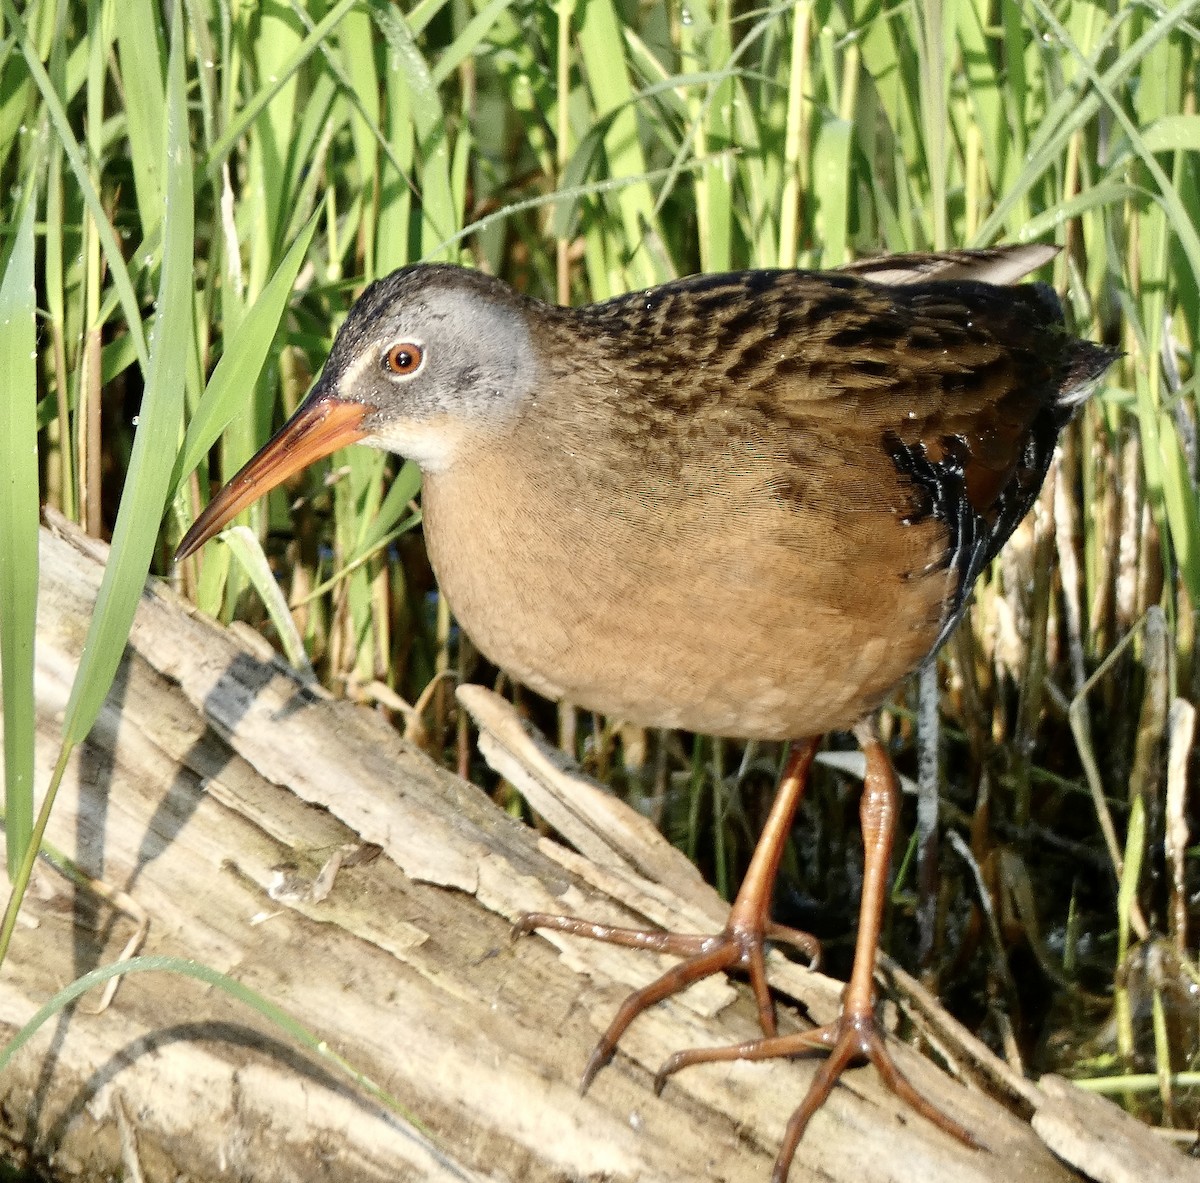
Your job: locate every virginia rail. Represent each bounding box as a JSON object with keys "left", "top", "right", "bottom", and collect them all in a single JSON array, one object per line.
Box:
[{"left": 176, "top": 244, "right": 1116, "bottom": 1179}]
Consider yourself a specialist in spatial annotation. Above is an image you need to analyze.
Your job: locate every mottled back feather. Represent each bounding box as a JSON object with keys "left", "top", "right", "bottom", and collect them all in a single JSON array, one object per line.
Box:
[{"left": 417, "top": 261, "right": 1116, "bottom": 736}]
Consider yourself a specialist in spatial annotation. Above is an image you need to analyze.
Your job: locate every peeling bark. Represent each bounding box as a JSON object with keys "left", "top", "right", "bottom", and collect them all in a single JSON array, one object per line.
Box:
[{"left": 0, "top": 513, "right": 1166, "bottom": 1182}]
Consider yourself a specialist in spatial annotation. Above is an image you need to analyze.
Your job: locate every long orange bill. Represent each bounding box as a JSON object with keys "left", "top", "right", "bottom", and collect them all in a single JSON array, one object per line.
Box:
[{"left": 175, "top": 393, "right": 370, "bottom": 561}]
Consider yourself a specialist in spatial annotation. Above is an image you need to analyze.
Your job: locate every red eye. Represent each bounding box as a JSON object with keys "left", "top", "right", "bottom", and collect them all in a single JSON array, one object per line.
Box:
[{"left": 384, "top": 342, "right": 424, "bottom": 375}]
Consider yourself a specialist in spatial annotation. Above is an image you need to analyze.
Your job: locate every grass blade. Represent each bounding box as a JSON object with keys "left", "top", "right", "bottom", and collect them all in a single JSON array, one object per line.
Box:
[
  {"left": 61, "top": 0, "right": 192, "bottom": 746},
  {"left": 170, "top": 208, "right": 321, "bottom": 500},
  {"left": 202, "top": 0, "right": 359, "bottom": 182},
  {"left": 1, "top": 0, "right": 149, "bottom": 372},
  {"left": 114, "top": 0, "right": 167, "bottom": 242},
  {"left": 217, "top": 527, "right": 315, "bottom": 679},
  {"left": 0, "top": 954, "right": 421, "bottom": 1131},
  {"left": 0, "top": 184, "right": 38, "bottom": 872}
]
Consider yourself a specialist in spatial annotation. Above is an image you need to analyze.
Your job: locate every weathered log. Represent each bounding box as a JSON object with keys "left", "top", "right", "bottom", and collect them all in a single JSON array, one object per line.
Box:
[{"left": 0, "top": 512, "right": 1181, "bottom": 1182}]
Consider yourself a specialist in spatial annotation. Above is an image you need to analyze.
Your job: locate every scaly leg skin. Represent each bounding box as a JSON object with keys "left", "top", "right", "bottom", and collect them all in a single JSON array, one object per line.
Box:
[
  {"left": 653, "top": 725, "right": 982, "bottom": 1182},
  {"left": 514, "top": 739, "right": 822, "bottom": 1091}
]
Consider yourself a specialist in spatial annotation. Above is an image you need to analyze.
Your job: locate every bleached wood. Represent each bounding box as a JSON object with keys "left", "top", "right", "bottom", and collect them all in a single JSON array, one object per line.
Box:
[{"left": 0, "top": 512, "right": 1140, "bottom": 1182}]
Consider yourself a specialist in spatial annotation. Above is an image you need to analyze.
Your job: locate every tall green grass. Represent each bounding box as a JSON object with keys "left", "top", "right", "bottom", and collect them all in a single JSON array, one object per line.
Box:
[{"left": 0, "top": 0, "right": 1196, "bottom": 1135}]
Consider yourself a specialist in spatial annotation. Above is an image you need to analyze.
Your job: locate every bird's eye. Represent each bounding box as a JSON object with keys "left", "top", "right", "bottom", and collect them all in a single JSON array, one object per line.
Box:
[{"left": 384, "top": 342, "right": 424, "bottom": 376}]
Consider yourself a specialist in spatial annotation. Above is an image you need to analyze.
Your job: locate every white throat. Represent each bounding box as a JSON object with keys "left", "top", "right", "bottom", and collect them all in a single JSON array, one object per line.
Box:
[{"left": 362, "top": 416, "right": 471, "bottom": 473}]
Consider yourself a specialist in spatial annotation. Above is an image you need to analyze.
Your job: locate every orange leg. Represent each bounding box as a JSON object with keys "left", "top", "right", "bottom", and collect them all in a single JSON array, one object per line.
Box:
[
  {"left": 515, "top": 740, "right": 822, "bottom": 1090},
  {"left": 653, "top": 730, "right": 981, "bottom": 1181}
]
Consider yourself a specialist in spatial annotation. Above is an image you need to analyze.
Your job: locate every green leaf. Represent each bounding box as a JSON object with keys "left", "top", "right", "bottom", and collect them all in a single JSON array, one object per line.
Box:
[
  {"left": 171, "top": 208, "right": 321, "bottom": 499},
  {"left": 203, "top": 0, "right": 360, "bottom": 182},
  {"left": 0, "top": 184, "right": 39, "bottom": 871},
  {"left": 114, "top": 0, "right": 167, "bottom": 242},
  {"left": 218, "top": 526, "right": 315, "bottom": 679},
  {"left": 2, "top": 0, "right": 149, "bottom": 372},
  {"left": 372, "top": 3, "right": 458, "bottom": 261},
  {"left": 61, "top": 0, "right": 193, "bottom": 746},
  {"left": 1142, "top": 113, "right": 1200, "bottom": 155}
]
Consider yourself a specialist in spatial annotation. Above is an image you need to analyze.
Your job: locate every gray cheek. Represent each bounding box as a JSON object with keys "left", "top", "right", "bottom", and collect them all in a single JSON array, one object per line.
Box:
[
  {"left": 455, "top": 363, "right": 482, "bottom": 391},
  {"left": 449, "top": 356, "right": 523, "bottom": 407}
]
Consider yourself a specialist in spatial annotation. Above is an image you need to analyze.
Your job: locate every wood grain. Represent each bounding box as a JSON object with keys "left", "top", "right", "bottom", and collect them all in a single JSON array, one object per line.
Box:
[{"left": 0, "top": 512, "right": 1161, "bottom": 1182}]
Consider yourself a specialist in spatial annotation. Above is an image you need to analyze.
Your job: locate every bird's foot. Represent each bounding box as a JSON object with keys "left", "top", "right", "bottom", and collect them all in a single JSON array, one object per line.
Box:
[
  {"left": 654, "top": 1005, "right": 982, "bottom": 1182},
  {"left": 515, "top": 741, "right": 821, "bottom": 1092},
  {"left": 513, "top": 909, "right": 820, "bottom": 1091}
]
